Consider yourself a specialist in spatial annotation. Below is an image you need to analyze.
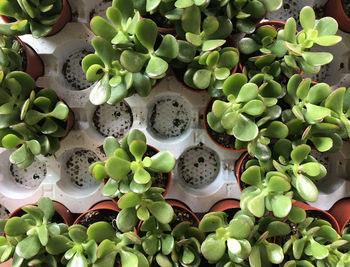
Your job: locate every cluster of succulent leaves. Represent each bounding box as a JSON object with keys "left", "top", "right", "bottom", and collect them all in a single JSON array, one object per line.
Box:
[
  {"left": 89, "top": 129, "right": 176, "bottom": 232},
  {"left": 0, "top": 35, "right": 23, "bottom": 76},
  {"left": 83, "top": 0, "right": 179, "bottom": 105},
  {"left": 240, "top": 139, "right": 328, "bottom": 219},
  {"left": 139, "top": 217, "right": 204, "bottom": 266},
  {"left": 199, "top": 210, "right": 293, "bottom": 266},
  {"left": 0, "top": 71, "right": 69, "bottom": 168},
  {"left": 239, "top": 6, "right": 342, "bottom": 80},
  {"left": 0, "top": 0, "right": 63, "bottom": 38}
]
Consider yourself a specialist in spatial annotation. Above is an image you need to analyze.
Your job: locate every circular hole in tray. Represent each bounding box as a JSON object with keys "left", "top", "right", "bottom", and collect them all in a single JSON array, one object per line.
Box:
[
  {"left": 147, "top": 94, "right": 192, "bottom": 139},
  {"left": 64, "top": 149, "right": 100, "bottom": 189},
  {"left": 0, "top": 204, "right": 9, "bottom": 219},
  {"left": 93, "top": 101, "right": 133, "bottom": 139},
  {"left": 62, "top": 48, "right": 93, "bottom": 91},
  {"left": 177, "top": 145, "right": 220, "bottom": 189},
  {"left": 90, "top": 0, "right": 113, "bottom": 21},
  {"left": 10, "top": 159, "right": 46, "bottom": 190}
]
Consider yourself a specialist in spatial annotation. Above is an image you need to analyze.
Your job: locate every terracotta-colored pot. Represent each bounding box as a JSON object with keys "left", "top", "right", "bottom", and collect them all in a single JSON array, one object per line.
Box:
[
  {"left": 329, "top": 198, "right": 350, "bottom": 234},
  {"left": 325, "top": 0, "right": 350, "bottom": 33},
  {"left": 0, "top": 0, "right": 71, "bottom": 37},
  {"left": 107, "top": 144, "right": 172, "bottom": 207},
  {"left": 9, "top": 200, "right": 74, "bottom": 225},
  {"left": 209, "top": 199, "right": 241, "bottom": 213},
  {"left": 203, "top": 97, "right": 248, "bottom": 152},
  {"left": 16, "top": 37, "right": 44, "bottom": 80},
  {"left": 293, "top": 201, "right": 340, "bottom": 234},
  {"left": 166, "top": 199, "right": 200, "bottom": 226},
  {"left": 74, "top": 200, "right": 120, "bottom": 225},
  {"left": 234, "top": 152, "right": 249, "bottom": 192}
]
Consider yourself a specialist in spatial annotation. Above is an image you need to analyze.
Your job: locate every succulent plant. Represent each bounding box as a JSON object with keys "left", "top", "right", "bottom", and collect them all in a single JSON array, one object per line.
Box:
[
  {"left": 83, "top": 0, "right": 179, "bottom": 106},
  {"left": 179, "top": 6, "right": 232, "bottom": 51},
  {"left": 283, "top": 217, "right": 347, "bottom": 266},
  {"left": 0, "top": 35, "right": 23, "bottom": 76},
  {"left": 181, "top": 47, "right": 239, "bottom": 96},
  {"left": 87, "top": 221, "right": 149, "bottom": 267},
  {"left": 89, "top": 130, "right": 175, "bottom": 199},
  {"left": 199, "top": 210, "right": 289, "bottom": 266},
  {"left": 283, "top": 74, "right": 343, "bottom": 153},
  {"left": 0, "top": 0, "right": 64, "bottom": 38},
  {"left": 0, "top": 197, "right": 68, "bottom": 266},
  {"left": 239, "top": 6, "right": 342, "bottom": 79},
  {"left": 0, "top": 71, "right": 70, "bottom": 168}
]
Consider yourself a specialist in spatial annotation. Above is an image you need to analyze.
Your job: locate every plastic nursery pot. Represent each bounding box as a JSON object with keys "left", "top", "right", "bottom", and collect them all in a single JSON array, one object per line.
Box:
[
  {"left": 8, "top": 200, "right": 74, "bottom": 225},
  {"left": 234, "top": 152, "right": 250, "bottom": 192},
  {"left": 16, "top": 37, "right": 44, "bottom": 80},
  {"left": 203, "top": 97, "right": 248, "bottom": 153},
  {"left": 325, "top": 0, "right": 350, "bottom": 32},
  {"left": 329, "top": 198, "right": 350, "bottom": 234},
  {"left": 209, "top": 199, "right": 241, "bottom": 213},
  {"left": 293, "top": 201, "right": 340, "bottom": 234},
  {"left": 73, "top": 200, "right": 120, "bottom": 226},
  {"left": 167, "top": 199, "right": 200, "bottom": 227},
  {"left": 0, "top": 0, "right": 71, "bottom": 37},
  {"left": 105, "top": 144, "right": 172, "bottom": 207}
]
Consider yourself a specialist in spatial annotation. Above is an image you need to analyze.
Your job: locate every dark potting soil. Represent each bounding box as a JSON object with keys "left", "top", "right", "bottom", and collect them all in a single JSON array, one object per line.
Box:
[
  {"left": 76, "top": 209, "right": 119, "bottom": 230},
  {"left": 225, "top": 208, "right": 240, "bottom": 222},
  {"left": 342, "top": 0, "right": 350, "bottom": 17},
  {"left": 14, "top": 209, "right": 64, "bottom": 224},
  {"left": 275, "top": 220, "right": 298, "bottom": 246},
  {"left": 205, "top": 98, "right": 236, "bottom": 150},
  {"left": 305, "top": 210, "right": 330, "bottom": 222},
  {"left": 144, "top": 146, "right": 169, "bottom": 190},
  {"left": 171, "top": 206, "right": 198, "bottom": 228}
]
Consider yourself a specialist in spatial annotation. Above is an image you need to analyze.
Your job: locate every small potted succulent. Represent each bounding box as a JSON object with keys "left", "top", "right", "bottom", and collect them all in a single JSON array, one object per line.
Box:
[
  {"left": 0, "top": 197, "right": 73, "bottom": 266},
  {"left": 282, "top": 215, "right": 346, "bottom": 266},
  {"left": 205, "top": 72, "right": 287, "bottom": 158},
  {"left": 83, "top": 0, "right": 179, "bottom": 106},
  {"left": 0, "top": 0, "right": 71, "bottom": 38},
  {"left": 0, "top": 71, "right": 74, "bottom": 168},
  {"left": 325, "top": 0, "right": 350, "bottom": 32},
  {"left": 199, "top": 209, "right": 290, "bottom": 266},
  {"left": 239, "top": 6, "right": 342, "bottom": 80},
  {"left": 0, "top": 35, "right": 44, "bottom": 80}
]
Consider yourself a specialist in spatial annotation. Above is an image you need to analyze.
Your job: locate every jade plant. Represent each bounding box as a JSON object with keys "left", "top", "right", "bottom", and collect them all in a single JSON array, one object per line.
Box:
[
  {"left": 0, "top": 0, "right": 64, "bottom": 38},
  {"left": 83, "top": 0, "right": 179, "bottom": 105},
  {"left": 0, "top": 35, "right": 23, "bottom": 76},
  {"left": 239, "top": 6, "right": 342, "bottom": 79},
  {"left": 283, "top": 217, "right": 348, "bottom": 266},
  {"left": 0, "top": 71, "right": 70, "bottom": 168},
  {"left": 87, "top": 222, "right": 148, "bottom": 267},
  {"left": 181, "top": 47, "right": 239, "bottom": 96},
  {"left": 140, "top": 217, "right": 204, "bottom": 266},
  {"left": 0, "top": 197, "right": 68, "bottom": 266},
  {"left": 199, "top": 210, "right": 290, "bottom": 266},
  {"left": 206, "top": 73, "right": 288, "bottom": 158},
  {"left": 89, "top": 129, "right": 176, "bottom": 199},
  {"left": 283, "top": 74, "right": 344, "bottom": 153}
]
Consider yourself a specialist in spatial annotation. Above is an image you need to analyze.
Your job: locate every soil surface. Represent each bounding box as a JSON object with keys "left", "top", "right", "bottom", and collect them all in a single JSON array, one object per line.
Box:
[
  {"left": 342, "top": 0, "right": 350, "bottom": 17},
  {"left": 76, "top": 209, "right": 119, "bottom": 230},
  {"left": 142, "top": 13, "right": 174, "bottom": 29},
  {"left": 171, "top": 206, "right": 198, "bottom": 227},
  {"left": 205, "top": 98, "right": 236, "bottom": 149}
]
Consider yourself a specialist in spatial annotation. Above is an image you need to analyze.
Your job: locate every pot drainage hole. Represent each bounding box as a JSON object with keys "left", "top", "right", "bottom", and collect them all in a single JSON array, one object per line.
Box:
[
  {"left": 93, "top": 101, "right": 133, "bottom": 139},
  {"left": 62, "top": 48, "right": 92, "bottom": 91},
  {"left": 178, "top": 146, "right": 220, "bottom": 188},
  {"left": 10, "top": 159, "right": 46, "bottom": 189},
  {"left": 148, "top": 95, "right": 191, "bottom": 139},
  {"left": 65, "top": 149, "right": 100, "bottom": 188}
]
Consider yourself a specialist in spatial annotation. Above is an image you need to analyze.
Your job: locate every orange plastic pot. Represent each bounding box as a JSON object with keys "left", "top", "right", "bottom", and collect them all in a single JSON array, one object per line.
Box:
[
  {"left": 325, "top": 0, "right": 350, "bottom": 32},
  {"left": 9, "top": 200, "right": 74, "bottom": 225},
  {"left": 293, "top": 201, "right": 340, "bottom": 234},
  {"left": 329, "top": 198, "right": 350, "bottom": 234},
  {"left": 0, "top": 0, "right": 71, "bottom": 37},
  {"left": 209, "top": 199, "right": 241, "bottom": 213},
  {"left": 16, "top": 37, "right": 44, "bottom": 80}
]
